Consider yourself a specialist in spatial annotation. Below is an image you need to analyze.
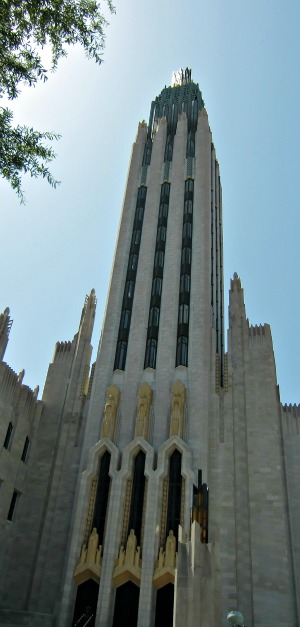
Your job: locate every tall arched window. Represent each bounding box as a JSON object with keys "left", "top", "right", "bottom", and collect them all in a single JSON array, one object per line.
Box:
[
  {"left": 92, "top": 451, "right": 111, "bottom": 544},
  {"left": 166, "top": 449, "right": 182, "bottom": 541}
]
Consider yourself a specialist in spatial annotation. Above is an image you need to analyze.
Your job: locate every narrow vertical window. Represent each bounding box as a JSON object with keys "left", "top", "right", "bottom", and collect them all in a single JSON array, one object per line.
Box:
[
  {"left": 128, "top": 451, "right": 146, "bottom": 545},
  {"left": 21, "top": 437, "right": 30, "bottom": 463},
  {"left": 92, "top": 451, "right": 111, "bottom": 545},
  {"left": 176, "top": 336, "right": 188, "bottom": 367},
  {"left": 114, "top": 341, "right": 127, "bottom": 371},
  {"left": 178, "top": 304, "right": 189, "bottom": 324},
  {"left": 152, "top": 277, "right": 162, "bottom": 296},
  {"left": 7, "top": 490, "right": 19, "bottom": 521},
  {"left": 3, "top": 422, "right": 13, "bottom": 450},
  {"left": 145, "top": 339, "right": 157, "bottom": 369},
  {"left": 166, "top": 450, "right": 182, "bottom": 542}
]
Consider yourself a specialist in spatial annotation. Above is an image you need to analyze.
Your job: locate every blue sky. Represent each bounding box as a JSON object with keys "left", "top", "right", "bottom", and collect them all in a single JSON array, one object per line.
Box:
[{"left": 1, "top": 0, "right": 299, "bottom": 403}]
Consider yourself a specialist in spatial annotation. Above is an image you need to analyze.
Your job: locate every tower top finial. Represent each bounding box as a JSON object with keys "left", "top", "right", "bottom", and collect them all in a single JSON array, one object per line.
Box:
[{"left": 172, "top": 67, "right": 192, "bottom": 87}]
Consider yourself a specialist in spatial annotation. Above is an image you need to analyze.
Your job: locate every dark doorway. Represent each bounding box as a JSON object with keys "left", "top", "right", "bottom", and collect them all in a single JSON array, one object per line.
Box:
[
  {"left": 112, "top": 581, "right": 140, "bottom": 627},
  {"left": 72, "top": 579, "right": 99, "bottom": 627},
  {"left": 154, "top": 583, "right": 174, "bottom": 627}
]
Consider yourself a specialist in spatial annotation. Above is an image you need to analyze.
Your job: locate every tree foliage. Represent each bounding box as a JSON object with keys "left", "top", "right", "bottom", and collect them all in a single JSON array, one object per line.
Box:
[{"left": 0, "top": 0, "right": 114, "bottom": 201}]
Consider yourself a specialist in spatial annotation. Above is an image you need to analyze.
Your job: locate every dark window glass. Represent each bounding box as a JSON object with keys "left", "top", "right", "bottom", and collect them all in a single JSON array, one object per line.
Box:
[
  {"left": 164, "top": 135, "right": 173, "bottom": 162},
  {"left": 183, "top": 221, "right": 192, "bottom": 239},
  {"left": 135, "top": 206, "right": 144, "bottom": 223},
  {"left": 7, "top": 490, "right": 18, "bottom": 521},
  {"left": 137, "top": 186, "right": 147, "bottom": 204},
  {"left": 185, "top": 179, "right": 194, "bottom": 193},
  {"left": 129, "top": 254, "right": 138, "bottom": 272},
  {"left": 115, "top": 341, "right": 127, "bottom": 371},
  {"left": 152, "top": 277, "right": 162, "bottom": 296},
  {"left": 128, "top": 451, "right": 146, "bottom": 544},
  {"left": 161, "top": 182, "right": 170, "bottom": 198},
  {"left": 176, "top": 336, "right": 188, "bottom": 367},
  {"left": 149, "top": 307, "right": 160, "bottom": 327},
  {"left": 125, "top": 280, "right": 134, "bottom": 300},
  {"left": 145, "top": 338, "right": 157, "bottom": 369},
  {"left": 21, "top": 437, "right": 30, "bottom": 463},
  {"left": 155, "top": 584, "right": 174, "bottom": 627},
  {"left": 155, "top": 250, "right": 164, "bottom": 269},
  {"left": 92, "top": 451, "right": 111, "bottom": 545},
  {"left": 179, "top": 304, "right": 189, "bottom": 324},
  {"left": 120, "top": 309, "right": 131, "bottom": 330},
  {"left": 72, "top": 580, "right": 99, "bottom": 627},
  {"left": 156, "top": 226, "right": 166, "bottom": 243},
  {"left": 184, "top": 199, "right": 193, "bottom": 215},
  {"left": 113, "top": 582, "right": 140, "bottom": 627},
  {"left": 180, "top": 274, "right": 190, "bottom": 294},
  {"left": 166, "top": 450, "right": 182, "bottom": 540},
  {"left": 131, "top": 229, "right": 141, "bottom": 246},
  {"left": 186, "top": 131, "right": 195, "bottom": 158},
  {"left": 159, "top": 203, "right": 168, "bottom": 219},
  {"left": 181, "top": 247, "right": 191, "bottom": 265},
  {"left": 143, "top": 141, "right": 152, "bottom": 166},
  {"left": 3, "top": 422, "right": 13, "bottom": 450}
]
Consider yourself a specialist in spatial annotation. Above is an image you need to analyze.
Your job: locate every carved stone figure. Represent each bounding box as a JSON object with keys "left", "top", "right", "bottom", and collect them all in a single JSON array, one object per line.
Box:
[
  {"left": 170, "top": 380, "right": 186, "bottom": 437},
  {"left": 101, "top": 384, "right": 120, "bottom": 439},
  {"left": 125, "top": 529, "right": 137, "bottom": 565},
  {"left": 135, "top": 382, "right": 152, "bottom": 438},
  {"left": 165, "top": 530, "right": 176, "bottom": 567}
]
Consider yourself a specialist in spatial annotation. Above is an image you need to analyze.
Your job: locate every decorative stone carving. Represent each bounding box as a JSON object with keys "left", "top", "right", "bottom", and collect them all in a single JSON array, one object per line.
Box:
[
  {"left": 112, "top": 529, "right": 142, "bottom": 587},
  {"left": 125, "top": 528, "right": 137, "bottom": 564},
  {"left": 101, "top": 384, "right": 120, "bottom": 440},
  {"left": 165, "top": 530, "right": 176, "bottom": 567},
  {"left": 74, "top": 527, "right": 102, "bottom": 585},
  {"left": 135, "top": 382, "right": 152, "bottom": 439},
  {"left": 153, "top": 530, "right": 178, "bottom": 588},
  {"left": 170, "top": 380, "right": 186, "bottom": 438}
]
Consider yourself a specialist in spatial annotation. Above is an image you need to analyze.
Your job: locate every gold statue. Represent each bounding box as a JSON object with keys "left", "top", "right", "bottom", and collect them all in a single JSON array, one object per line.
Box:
[
  {"left": 135, "top": 382, "right": 152, "bottom": 439},
  {"left": 101, "top": 384, "right": 120, "bottom": 439},
  {"left": 170, "top": 380, "right": 186, "bottom": 437}
]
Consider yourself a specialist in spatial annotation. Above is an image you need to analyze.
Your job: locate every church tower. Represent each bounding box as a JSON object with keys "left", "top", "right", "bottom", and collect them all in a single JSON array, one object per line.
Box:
[
  {"left": 0, "top": 71, "right": 299, "bottom": 627},
  {"left": 60, "top": 69, "right": 225, "bottom": 627}
]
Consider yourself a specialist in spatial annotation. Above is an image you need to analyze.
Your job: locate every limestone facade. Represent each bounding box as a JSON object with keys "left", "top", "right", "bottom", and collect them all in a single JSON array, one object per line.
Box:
[{"left": 0, "top": 76, "right": 299, "bottom": 627}]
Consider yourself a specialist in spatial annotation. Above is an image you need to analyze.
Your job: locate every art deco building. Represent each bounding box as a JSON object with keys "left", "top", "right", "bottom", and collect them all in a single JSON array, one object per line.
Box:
[{"left": 0, "top": 71, "right": 299, "bottom": 627}]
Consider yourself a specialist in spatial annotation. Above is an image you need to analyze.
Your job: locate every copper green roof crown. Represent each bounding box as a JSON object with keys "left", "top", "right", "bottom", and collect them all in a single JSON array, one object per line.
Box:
[{"left": 148, "top": 69, "right": 205, "bottom": 139}]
